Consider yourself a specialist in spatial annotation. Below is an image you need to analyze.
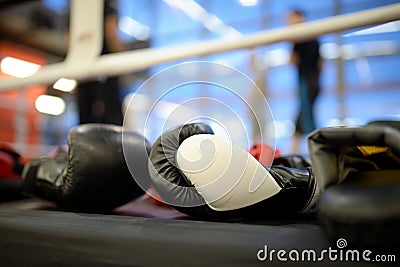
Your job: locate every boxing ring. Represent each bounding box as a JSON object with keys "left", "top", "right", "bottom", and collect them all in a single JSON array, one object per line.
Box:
[{"left": 1, "top": 1, "right": 400, "bottom": 266}]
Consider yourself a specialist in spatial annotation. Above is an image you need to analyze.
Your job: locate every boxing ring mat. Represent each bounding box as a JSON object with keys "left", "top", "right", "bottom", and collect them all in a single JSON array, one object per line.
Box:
[
  {"left": 0, "top": 2, "right": 399, "bottom": 266},
  {"left": 0, "top": 208, "right": 331, "bottom": 267}
]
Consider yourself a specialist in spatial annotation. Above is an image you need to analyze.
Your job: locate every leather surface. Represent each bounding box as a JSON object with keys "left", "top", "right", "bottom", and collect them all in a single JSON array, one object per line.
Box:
[
  {"left": 148, "top": 123, "right": 215, "bottom": 218},
  {"left": 318, "top": 183, "right": 400, "bottom": 248},
  {"left": 149, "top": 123, "right": 318, "bottom": 220},
  {"left": 307, "top": 124, "right": 400, "bottom": 190},
  {"left": 22, "top": 123, "right": 151, "bottom": 212}
]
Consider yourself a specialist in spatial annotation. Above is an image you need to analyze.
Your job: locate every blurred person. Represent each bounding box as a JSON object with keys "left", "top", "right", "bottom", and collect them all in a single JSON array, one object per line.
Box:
[
  {"left": 76, "top": 0, "right": 124, "bottom": 125},
  {"left": 286, "top": 9, "right": 322, "bottom": 152}
]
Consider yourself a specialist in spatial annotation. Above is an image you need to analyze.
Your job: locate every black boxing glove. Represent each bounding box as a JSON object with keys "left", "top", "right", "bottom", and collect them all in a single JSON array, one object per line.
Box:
[
  {"left": 148, "top": 123, "right": 319, "bottom": 220},
  {"left": 318, "top": 183, "right": 400, "bottom": 248},
  {"left": 22, "top": 124, "right": 151, "bottom": 212},
  {"left": 308, "top": 121, "right": 400, "bottom": 248},
  {"left": 307, "top": 123, "right": 400, "bottom": 189},
  {"left": 273, "top": 155, "right": 311, "bottom": 169}
]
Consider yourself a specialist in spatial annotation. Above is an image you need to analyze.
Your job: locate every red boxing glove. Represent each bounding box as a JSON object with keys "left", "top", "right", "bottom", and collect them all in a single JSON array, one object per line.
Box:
[
  {"left": 0, "top": 144, "right": 29, "bottom": 180},
  {"left": 249, "top": 143, "right": 281, "bottom": 166},
  {"left": 142, "top": 186, "right": 172, "bottom": 208}
]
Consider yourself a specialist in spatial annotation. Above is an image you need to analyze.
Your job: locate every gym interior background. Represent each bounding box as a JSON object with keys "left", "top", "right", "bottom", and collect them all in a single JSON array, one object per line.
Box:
[{"left": 0, "top": 0, "right": 399, "bottom": 157}]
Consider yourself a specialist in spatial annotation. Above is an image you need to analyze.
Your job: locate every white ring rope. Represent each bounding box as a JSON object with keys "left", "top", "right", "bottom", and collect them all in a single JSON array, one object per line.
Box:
[{"left": 1, "top": 2, "right": 400, "bottom": 91}]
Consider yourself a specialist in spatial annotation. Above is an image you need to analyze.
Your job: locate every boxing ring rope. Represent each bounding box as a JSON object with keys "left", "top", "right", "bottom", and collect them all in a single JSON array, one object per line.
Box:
[{"left": 1, "top": 2, "right": 400, "bottom": 91}]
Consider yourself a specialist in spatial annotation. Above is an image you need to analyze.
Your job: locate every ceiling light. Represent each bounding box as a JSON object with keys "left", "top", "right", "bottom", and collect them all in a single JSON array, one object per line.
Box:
[
  {"left": 239, "top": 0, "right": 258, "bottom": 7},
  {"left": 119, "top": 16, "right": 151, "bottom": 40},
  {"left": 35, "top": 95, "right": 66, "bottom": 116},
  {"left": 0, "top": 57, "right": 41, "bottom": 78},
  {"left": 53, "top": 78, "right": 77, "bottom": 92},
  {"left": 344, "top": 20, "right": 400, "bottom": 37},
  {"left": 164, "top": 0, "right": 242, "bottom": 39}
]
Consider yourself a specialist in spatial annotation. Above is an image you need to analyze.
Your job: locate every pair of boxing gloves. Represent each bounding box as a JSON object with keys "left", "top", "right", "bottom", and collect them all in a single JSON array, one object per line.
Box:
[{"left": 22, "top": 123, "right": 319, "bottom": 219}]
